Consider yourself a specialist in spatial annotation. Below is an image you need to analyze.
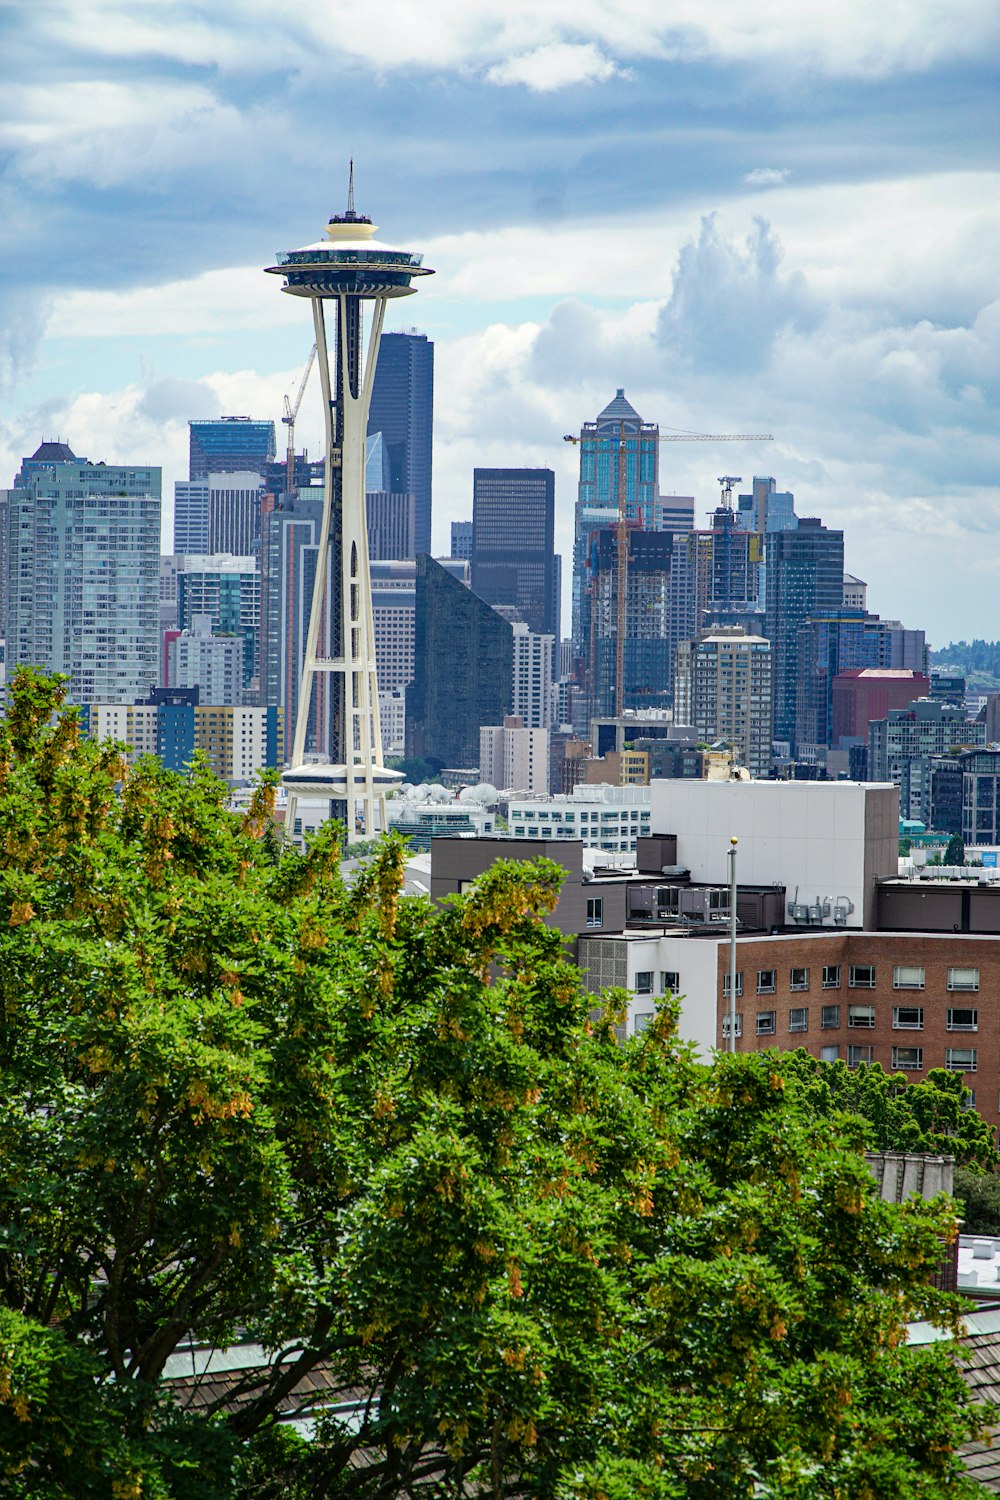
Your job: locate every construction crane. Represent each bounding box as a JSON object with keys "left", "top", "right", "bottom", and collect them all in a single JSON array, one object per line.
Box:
[
  {"left": 718, "top": 475, "right": 743, "bottom": 509},
  {"left": 282, "top": 343, "right": 317, "bottom": 498},
  {"left": 564, "top": 426, "right": 773, "bottom": 718}
]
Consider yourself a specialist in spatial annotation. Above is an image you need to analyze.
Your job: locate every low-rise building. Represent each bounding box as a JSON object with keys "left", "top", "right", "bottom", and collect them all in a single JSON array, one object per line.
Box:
[{"left": 506, "top": 784, "right": 651, "bottom": 852}]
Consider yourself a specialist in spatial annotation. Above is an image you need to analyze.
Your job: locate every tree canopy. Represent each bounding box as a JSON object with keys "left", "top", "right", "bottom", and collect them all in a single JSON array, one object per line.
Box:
[
  {"left": 774, "top": 1051, "right": 1000, "bottom": 1170},
  {"left": 0, "top": 669, "right": 985, "bottom": 1498}
]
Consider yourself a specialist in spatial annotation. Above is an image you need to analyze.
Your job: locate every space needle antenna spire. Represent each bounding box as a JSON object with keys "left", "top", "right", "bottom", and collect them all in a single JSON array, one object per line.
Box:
[{"left": 266, "top": 181, "right": 434, "bottom": 844}]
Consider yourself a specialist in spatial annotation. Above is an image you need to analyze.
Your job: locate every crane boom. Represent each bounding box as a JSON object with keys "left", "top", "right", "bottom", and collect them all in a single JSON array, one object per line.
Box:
[{"left": 283, "top": 343, "right": 318, "bottom": 495}]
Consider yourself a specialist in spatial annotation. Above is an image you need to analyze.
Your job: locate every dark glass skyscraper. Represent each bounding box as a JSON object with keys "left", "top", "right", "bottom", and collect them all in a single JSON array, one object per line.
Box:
[
  {"left": 188, "top": 418, "right": 275, "bottom": 480},
  {"left": 366, "top": 332, "right": 434, "bottom": 556},
  {"left": 406, "top": 555, "right": 512, "bottom": 768},
  {"left": 471, "top": 467, "right": 557, "bottom": 638},
  {"left": 764, "top": 518, "right": 845, "bottom": 750},
  {"left": 581, "top": 528, "right": 674, "bottom": 715}
]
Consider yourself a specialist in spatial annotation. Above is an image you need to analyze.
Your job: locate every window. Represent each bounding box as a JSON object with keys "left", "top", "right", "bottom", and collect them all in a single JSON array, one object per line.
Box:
[
  {"left": 821, "top": 1004, "right": 840, "bottom": 1029},
  {"left": 721, "top": 1014, "right": 743, "bottom": 1040},
  {"left": 848, "top": 1005, "right": 876, "bottom": 1029},
  {"left": 948, "top": 968, "right": 980, "bottom": 992},
  {"left": 660, "top": 971, "right": 679, "bottom": 994},
  {"left": 634, "top": 971, "right": 654, "bottom": 995},
  {"left": 757, "top": 970, "right": 776, "bottom": 994},
  {"left": 893, "top": 966, "right": 925, "bottom": 990},
  {"left": 586, "top": 897, "right": 603, "bottom": 929},
  {"left": 790, "top": 968, "right": 809, "bottom": 992},
  {"left": 893, "top": 1006, "right": 924, "bottom": 1030},
  {"left": 945, "top": 1048, "right": 978, "bottom": 1073},
  {"left": 722, "top": 972, "right": 744, "bottom": 998},
  {"left": 789, "top": 1007, "right": 809, "bottom": 1033},
  {"left": 849, "top": 965, "right": 876, "bottom": 989},
  {"left": 822, "top": 965, "right": 841, "bottom": 989},
  {"left": 848, "top": 1045, "right": 874, "bottom": 1068},
  {"left": 820, "top": 1045, "right": 839, "bottom": 1062},
  {"left": 892, "top": 1046, "right": 923, "bottom": 1071},
  {"left": 756, "top": 1011, "right": 776, "bottom": 1036},
  {"left": 633, "top": 1012, "right": 654, "bottom": 1035},
  {"left": 947, "top": 1008, "right": 978, "bottom": 1032}
]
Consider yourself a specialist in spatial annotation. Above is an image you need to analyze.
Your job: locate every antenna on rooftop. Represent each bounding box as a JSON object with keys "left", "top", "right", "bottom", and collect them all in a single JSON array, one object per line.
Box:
[{"left": 347, "top": 158, "right": 355, "bottom": 216}]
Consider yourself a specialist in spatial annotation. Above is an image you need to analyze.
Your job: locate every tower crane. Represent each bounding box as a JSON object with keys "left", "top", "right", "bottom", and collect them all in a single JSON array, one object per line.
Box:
[
  {"left": 282, "top": 342, "right": 317, "bottom": 498},
  {"left": 717, "top": 475, "right": 743, "bottom": 509},
  {"left": 563, "top": 426, "right": 773, "bottom": 719}
]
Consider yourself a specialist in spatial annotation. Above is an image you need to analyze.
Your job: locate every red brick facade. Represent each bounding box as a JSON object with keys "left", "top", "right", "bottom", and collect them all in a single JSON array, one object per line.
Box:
[{"left": 715, "top": 932, "right": 1000, "bottom": 1127}]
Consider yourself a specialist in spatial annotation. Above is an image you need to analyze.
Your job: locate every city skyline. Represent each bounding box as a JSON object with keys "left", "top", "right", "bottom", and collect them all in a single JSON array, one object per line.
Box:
[{"left": 1, "top": 4, "right": 997, "bottom": 644}]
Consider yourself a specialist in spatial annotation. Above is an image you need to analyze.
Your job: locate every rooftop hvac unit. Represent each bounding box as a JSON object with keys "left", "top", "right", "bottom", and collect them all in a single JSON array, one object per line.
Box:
[{"left": 679, "top": 887, "right": 729, "bottom": 923}]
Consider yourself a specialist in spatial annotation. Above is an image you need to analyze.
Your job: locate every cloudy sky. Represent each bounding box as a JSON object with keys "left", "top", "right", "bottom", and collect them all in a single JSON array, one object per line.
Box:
[{"left": 2, "top": 0, "right": 998, "bottom": 645}]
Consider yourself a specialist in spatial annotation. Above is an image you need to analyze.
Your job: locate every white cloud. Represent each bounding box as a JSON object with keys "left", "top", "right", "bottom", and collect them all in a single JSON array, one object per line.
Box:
[
  {"left": 1, "top": 79, "right": 248, "bottom": 188},
  {"left": 37, "top": 0, "right": 1000, "bottom": 80},
  {"left": 51, "top": 265, "right": 300, "bottom": 339},
  {"left": 485, "top": 42, "right": 626, "bottom": 91},
  {"left": 743, "top": 168, "right": 791, "bottom": 189}
]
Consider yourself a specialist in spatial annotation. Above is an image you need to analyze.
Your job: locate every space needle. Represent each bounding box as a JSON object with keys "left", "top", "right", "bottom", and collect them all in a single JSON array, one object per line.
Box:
[{"left": 265, "top": 169, "right": 433, "bottom": 841}]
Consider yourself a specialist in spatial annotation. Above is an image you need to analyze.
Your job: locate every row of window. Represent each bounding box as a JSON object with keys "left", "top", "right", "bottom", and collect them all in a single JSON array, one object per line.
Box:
[
  {"left": 745, "top": 1004, "right": 981, "bottom": 1034},
  {"left": 723, "top": 965, "right": 980, "bottom": 996},
  {"left": 718, "top": 1021, "right": 980, "bottom": 1074}
]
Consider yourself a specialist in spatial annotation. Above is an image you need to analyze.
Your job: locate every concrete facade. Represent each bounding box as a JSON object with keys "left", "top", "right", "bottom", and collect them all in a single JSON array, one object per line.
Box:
[{"left": 648, "top": 779, "right": 898, "bottom": 929}]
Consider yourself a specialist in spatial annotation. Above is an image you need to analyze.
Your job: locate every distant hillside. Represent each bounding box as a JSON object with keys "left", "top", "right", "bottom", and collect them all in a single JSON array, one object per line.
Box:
[{"left": 932, "top": 641, "right": 1000, "bottom": 691}]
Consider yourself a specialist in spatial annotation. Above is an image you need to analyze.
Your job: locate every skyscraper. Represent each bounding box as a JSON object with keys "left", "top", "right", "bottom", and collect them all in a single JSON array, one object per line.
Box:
[
  {"left": 175, "top": 553, "right": 260, "bottom": 696},
  {"left": 673, "top": 627, "right": 773, "bottom": 778},
  {"left": 580, "top": 528, "right": 673, "bottom": 717},
  {"left": 188, "top": 418, "right": 275, "bottom": 481},
  {"left": 471, "top": 467, "right": 557, "bottom": 638},
  {"left": 571, "top": 390, "right": 660, "bottom": 654},
  {"left": 258, "top": 493, "right": 326, "bottom": 755},
  {"left": 450, "top": 520, "right": 473, "bottom": 561},
  {"left": 764, "top": 519, "right": 845, "bottom": 750},
  {"left": 8, "top": 444, "right": 160, "bottom": 703},
  {"left": 366, "top": 492, "right": 415, "bottom": 560},
  {"left": 406, "top": 555, "right": 513, "bottom": 768},
  {"left": 366, "top": 331, "right": 434, "bottom": 556},
  {"left": 794, "top": 610, "right": 927, "bottom": 753},
  {"left": 173, "top": 471, "right": 264, "bottom": 556}
]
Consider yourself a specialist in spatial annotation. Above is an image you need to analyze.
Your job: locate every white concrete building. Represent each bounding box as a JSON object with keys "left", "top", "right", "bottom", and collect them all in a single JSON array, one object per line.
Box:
[
  {"left": 379, "top": 688, "right": 406, "bottom": 758},
  {"left": 648, "top": 778, "right": 897, "bottom": 929},
  {"left": 480, "top": 716, "right": 549, "bottom": 794},
  {"left": 511, "top": 624, "right": 554, "bottom": 729},
  {"left": 167, "top": 615, "right": 242, "bottom": 706},
  {"left": 507, "top": 783, "right": 651, "bottom": 853}
]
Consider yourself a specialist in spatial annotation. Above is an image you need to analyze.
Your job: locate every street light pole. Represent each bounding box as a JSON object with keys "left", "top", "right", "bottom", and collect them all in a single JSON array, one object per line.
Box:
[{"left": 728, "top": 837, "right": 738, "bottom": 1052}]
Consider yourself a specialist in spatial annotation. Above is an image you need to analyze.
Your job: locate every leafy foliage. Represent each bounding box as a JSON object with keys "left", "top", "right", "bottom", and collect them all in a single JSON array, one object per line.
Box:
[
  {"left": 776, "top": 1052, "right": 1000, "bottom": 1169},
  {"left": 0, "top": 669, "right": 984, "bottom": 1498},
  {"left": 944, "top": 834, "right": 966, "bottom": 866},
  {"left": 954, "top": 1167, "right": 1000, "bottom": 1235}
]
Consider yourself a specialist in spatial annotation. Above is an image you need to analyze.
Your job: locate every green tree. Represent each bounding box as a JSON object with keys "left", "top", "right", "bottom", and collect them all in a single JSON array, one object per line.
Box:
[
  {"left": 776, "top": 1052, "right": 1000, "bottom": 1169},
  {"left": 953, "top": 1167, "right": 1000, "bottom": 1234},
  {"left": 945, "top": 834, "right": 965, "bottom": 866},
  {"left": 0, "top": 669, "right": 984, "bottom": 1498}
]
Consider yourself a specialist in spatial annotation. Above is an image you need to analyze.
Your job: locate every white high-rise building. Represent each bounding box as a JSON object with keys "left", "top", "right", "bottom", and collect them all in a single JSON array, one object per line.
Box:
[
  {"left": 166, "top": 615, "right": 243, "bottom": 706},
  {"left": 8, "top": 445, "right": 160, "bottom": 704},
  {"left": 673, "top": 627, "right": 773, "bottom": 778},
  {"left": 480, "top": 715, "right": 549, "bottom": 794},
  {"left": 512, "top": 623, "right": 554, "bottom": 729},
  {"left": 173, "top": 472, "right": 263, "bottom": 557}
]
